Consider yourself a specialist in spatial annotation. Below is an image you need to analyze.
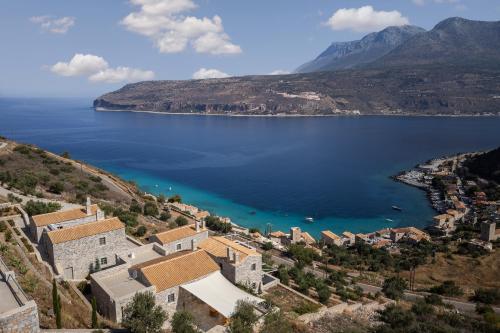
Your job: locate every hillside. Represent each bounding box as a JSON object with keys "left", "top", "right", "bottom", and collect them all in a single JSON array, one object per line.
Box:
[
  {"left": 465, "top": 147, "right": 500, "bottom": 184},
  {"left": 95, "top": 17, "right": 500, "bottom": 116},
  {"left": 374, "top": 17, "right": 500, "bottom": 67},
  {"left": 296, "top": 25, "right": 425, "bottom": 73}
]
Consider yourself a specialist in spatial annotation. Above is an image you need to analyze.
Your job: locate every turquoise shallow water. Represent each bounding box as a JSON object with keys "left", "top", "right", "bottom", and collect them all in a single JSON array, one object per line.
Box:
[{"left": 1, "top": 98, "right": 500, "bottom": 237}]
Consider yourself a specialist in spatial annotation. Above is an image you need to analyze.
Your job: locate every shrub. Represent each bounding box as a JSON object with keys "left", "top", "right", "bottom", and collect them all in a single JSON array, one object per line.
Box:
[
  {"left": 262, "top": 242, "right": 273, "bottom": 251},
  {"left": 425, "top": 294, "right": 444, "bottom": 306},
  {"left": 205, "top": 216, "right": 232, "bottom": 233},
  {"left": 382, "top": 276, "right": 408, "bottom": 300},
  {"left": 129, "top": 200, "right": 142, "bottom": 213},
  {"left": 14, "top": 145, "right": 31, "bottom": 155},
  {"left": 24, "top": 200, "right": 61, "bottom": 216},
  {"left": 171, "top": 311, "right": 200, "bottom": 333},
  {"left": 175, "top": 216, "right": 189, "bottom": 227},
  {"left": 429, "top": 280, "right": 463, "bottom": 297},
  {"left": 229, "top": 301, "right": 258, "bottom": 333},
  {"left": 292, "top": 301, "right": 320, "bottom": 315},
  {"left": 113, "top": 208, "right": 138, "bottom": 227},
  {"left": 471, "top": 288, "right": 500, "bottom": 305},
  {"left": 317, "top": 286, "right": 332, "bottom": 304},
  {"left": 160, "top": 211, "right": 171, "bottom": 221},
  {"left": 0, "top": 221, "right": 6, "bottom": 232},
  {"left": 143, "top": 201, "right": 159, "bottom": 216},
  {"left": 5, "top": 229, "right": 12, "bottom": 242},
  {"left": 168, "top": 194, "right": 182, "bottom": 203},
  {"left": 135, "top": 226, "right": 147, "bottom": 237},
  {"left": 49, "top": 182, "right": 64, "bottom": 194}
]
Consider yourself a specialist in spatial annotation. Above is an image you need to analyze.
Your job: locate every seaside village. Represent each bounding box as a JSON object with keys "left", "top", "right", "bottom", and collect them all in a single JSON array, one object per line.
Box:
[{"left": 1, "top": 152, "right": 499, "bottom": 332}]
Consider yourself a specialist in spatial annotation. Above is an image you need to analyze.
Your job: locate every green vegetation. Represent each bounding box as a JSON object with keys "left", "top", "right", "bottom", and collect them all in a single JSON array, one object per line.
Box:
[
  {"left": 229, "top": 300, "right": 258, "bottom": 333},
  {"left": 135, "top": 225, "right": 147, "bottom": 237},
  {"left": 143, "top": 201, "right": 159, "bottom": 216},
  {"left": 429, "top": 280, "right": 463, "bottom": 297},
  {"left": 205, "top": 216, "right": 232, "bottom": 233},
  {"left": 168, "top": 194, "right": 182, "bottom": 203},
  {"left": 48, "top": 182, "right": 64, "bottom": 194},
  {"left": 171, "top": 311, "right": 200, "bottom": 333},
  {"left": 91, "top": 297, "right": 98, "bottom": 329},
  {"left": 52, "top": 279, "right": 62, "bottom": 329},
  {"left": 122, "top": 292, "right": 167, "bottom": 333},
  {"left": 286, "top": 244, "right": 320, "bottom": 268},
  {"left": 260, "top": 311, "right": 294, "bottom": 333},
  {"left": 382, "top": 276, "right": 407, "bottom": 300},
  {"left": 159, "top": 211, "right": 171, "bottom": 221},
  {"left": 175, "top": 215, "right": 189, "bottom": 227},
  {"left": 24, "top": 200, "right": 61, "bottom": 216},
  {"left": 262, "top": 242, "right": 274, "bottom": 251},
  {"left": 471, "top": 288, "right": 500, "bottom": 305},
  {"left": 129, "top": 200, "right": 142, "bottom": 213}
]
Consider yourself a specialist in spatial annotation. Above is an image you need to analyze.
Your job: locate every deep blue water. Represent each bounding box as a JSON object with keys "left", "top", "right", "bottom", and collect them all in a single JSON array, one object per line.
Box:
[{"left": 1, "top": 97, "right": 500, "bottom": 237}]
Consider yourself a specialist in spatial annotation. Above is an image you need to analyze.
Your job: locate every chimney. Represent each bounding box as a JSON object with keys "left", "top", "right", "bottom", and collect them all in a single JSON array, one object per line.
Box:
[
  {"left": 226, "top": 247, "right": 233, "bottom": 262},
  {"left": 233, "top": 252, "right": 240, "bottom": 264},
  {"left": 86, "top": 197, "right": 92, "bottom": 216},
  {"left": 191, "top": 239, "right": 197, "bottom": 251},
  {"left": 201, "top": 220, "right": 206, "bottom": 229},
  {"left": 195, "top": 221, "right": 200, "bottom": 232}
]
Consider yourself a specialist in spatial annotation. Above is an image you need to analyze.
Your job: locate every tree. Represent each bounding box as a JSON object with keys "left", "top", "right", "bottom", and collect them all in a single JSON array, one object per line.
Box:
[
  {"left": 260, "top": 311, "right": 293, "bottom": 333},
  {"left": 160, "top": 211, "right": 171, "bottom": 221},
  {"left": 471, "top": 288, "right": 500, "bottom": 305},
  {"left": 49, "top": 182, "right": 64, "bottom": 194},
  {"left": 94, "top": 258, "right": 101, "bottom": 272},
  {"left": 317, "top": 286, "right": 331, "bottom": 304},
  {"left": 129, "top": 200, "right": 142, "bottom": 213},
  {"left": 229, "top": 301, "right": 258, "bottom": 333},
  {"left": 277, "top": 265, "right": 290, "bottom": 286},
  {"left": 61, "top": 151, "right": 71, "bottom": 159},
  {"left": 122, "top": 292, "right": 167, "bottom": 333},
  {"left": 143, "top": 201, "right": 159, "bottom": 216},
  {"left": 171, "top": 311, "right": 200, "bottom": 333},
  {"left": 377, "top": 304, "right": 415, "bottom": 330},
  {"left": 262, "top": 242, "right": 273, "bottom": 251},
  {"left": 135, "top": 225, "right": 147, "bottom": 237},
  {"left": 168, "top": 194, "right": 182, "bottom": 203},
  {"left": 157, "top": 194, "right": 166, "bottom": 204},
  {"left": 52, "top": 279, "right": 62, "bottom": 329},
  {"left": 382, "top": 276, "right": 407, "bottom": 300},
  {"left": 429, "top": 280, "right": 463, "bottom": 297},
  {"left": 24, "top": 200, "right": 61, "bottom": 216},
  {"left": 91, "top": 296, "right": 98, "bottom": 328},
  {"left": 175, "top": 216, "right": 189, "bottom": 227}
]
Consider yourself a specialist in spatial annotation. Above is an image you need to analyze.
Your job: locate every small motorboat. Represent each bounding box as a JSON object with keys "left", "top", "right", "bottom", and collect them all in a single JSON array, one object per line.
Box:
[
  {"left": 392, "top": 205, "right": 402, "bottom": 211},
  {"left": 386, "top": 218, "right": 394, "bottom": 222},
  {"left": 304, "top": 217, "right": 314, "bottom": 223}
]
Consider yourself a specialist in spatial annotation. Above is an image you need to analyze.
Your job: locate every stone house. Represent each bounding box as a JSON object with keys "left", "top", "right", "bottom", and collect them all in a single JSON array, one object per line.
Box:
[
  {"left": 390, "top": 227, "right": 430, "bottom": 243},
  {"left": 41, "top": 217, "right": 130, "bottom": 279},
  {"left": 198, "top": 236, "right": 262, "bottom": 292},
  {"left": 341, "top": 231, "right": 355, "bottom": 246},
  {"left": 480, "top": 222, "right": 500, "bottom": 242},
  {"left": 150, "top": 221, "right": 208, "bottom": 252},
  {"left": 30, "top": 198, "right": 104, "bottom": 243},
  {"left": 91, "top": 245, "right": 263, "bottom": 331},
  {"left": 321, "top": 230, "right": 343, "bottom": 247}
]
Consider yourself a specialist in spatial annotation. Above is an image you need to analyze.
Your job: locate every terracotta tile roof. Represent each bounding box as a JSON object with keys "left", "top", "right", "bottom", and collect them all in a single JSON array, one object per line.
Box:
[
  {"left": 342, "top": 231, "right": 355, "bottom": 238},
  {"left": 32, "top": 204, "right": 99, "bottom": 227},
  {"left": 269, "top": 231, "right": 286, "bottom": 238},
  {"left": 301, "top": 232, "right": 316, "bottom": 244},
  {"left": 198, "top": 236, "right": 259, "bottom": 261},
  {"left": 140, "top": 250, "right": 219, "bottom": 292},
  {"left": 47, "top": 217, "right": 124, "bottom": 244},
  {"left": 153, "top": 225, "right": 205, "bottom": 245},
  {"left": 321, "top": 230, "right": 340, "bottom": 240}
]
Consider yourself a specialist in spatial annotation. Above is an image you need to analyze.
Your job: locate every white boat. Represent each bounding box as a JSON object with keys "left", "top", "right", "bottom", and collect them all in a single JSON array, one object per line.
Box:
[
  {"left": 304, "top": 217, "right": 314, "bottom": 223},
  {"left": 386, "top": 218, "right": 394, "bottom": 222}
]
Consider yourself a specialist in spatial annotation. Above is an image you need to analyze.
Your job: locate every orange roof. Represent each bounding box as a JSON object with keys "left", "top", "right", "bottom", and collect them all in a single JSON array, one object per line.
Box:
[
  {"left": 140, "top": 250, "right": 219, "bottom": 292},
  {"left": 342, "top": 231, "right": 355, "bottom": 238},
  {"left": 198, "top": 236, "right": 259, "bottom": 261},
  {"left": 321, "top": 230, "right": 340, "bottom": 240},
  {"left": 301, "top": 232, "right": 316, "bottom": 244},
  {"left": 153, "top": 225, "right": 205, "bottom": 245},
  {"left": 47, "top": 217, "right": 124, "bottom": 244},
  {"left": 32, "top": 204, "right": 98, "bottom": 227},
  {"left": 269, "top": 231, "right": 286, "bottom": 238}
]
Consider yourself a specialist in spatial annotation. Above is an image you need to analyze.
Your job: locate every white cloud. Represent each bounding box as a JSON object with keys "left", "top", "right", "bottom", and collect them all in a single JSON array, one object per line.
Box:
[
  {"left": 412, "top": 0, "right": 460, "bottom": 5},
  {"left": 30, "top": 16, "right": 75, "bottom": 34},
  {"left": 50, "top": 54, "right": 154, "bottom": 83},
  {"left": 89, "top": 67, "right": 155, "bottom": 83},
  {"left": 325, "top": 6, "right": 409, "bottom": 32},
  {"left": 269, "top": 70, "right": 290, "bottom": 75},
  {"left": 121, "top": 0, "right": 241, "bottom": 55},
  {"left": 192, "top": 68, "right": 229, "bottom": 79},
  {"left": 51, "top": 54, "right": 108, "bottom": 77}
]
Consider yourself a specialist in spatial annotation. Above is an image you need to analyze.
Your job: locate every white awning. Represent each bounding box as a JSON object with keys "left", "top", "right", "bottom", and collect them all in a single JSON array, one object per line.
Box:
[{"left": 180, "top": 272, "right": 263, "bottom": 318}]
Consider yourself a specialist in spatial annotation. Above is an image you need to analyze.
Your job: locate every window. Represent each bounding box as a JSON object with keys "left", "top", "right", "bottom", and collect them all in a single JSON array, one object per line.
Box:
[
  {"left": 99, "top": 237, "right": 106, "bottom": 245},
  {"left": 251, "top": 263, "right": 256, "bottom": 271},
  {"left": 100, "top": 257, "right": 107, "bottom": 265},
  {"left": 252, "top": 283, "right": 256, "bottom": 289},
  {"left": 176, "top": 243, "right": 182, "bottom": 251},
  {"left": 168, "top": 293, "right": 175, "bottom": 303}
]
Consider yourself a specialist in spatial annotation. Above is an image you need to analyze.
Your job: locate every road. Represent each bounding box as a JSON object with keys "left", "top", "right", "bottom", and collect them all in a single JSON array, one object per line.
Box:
[{"left": 269, "top": 253, "right": 500, "bottom": 314}]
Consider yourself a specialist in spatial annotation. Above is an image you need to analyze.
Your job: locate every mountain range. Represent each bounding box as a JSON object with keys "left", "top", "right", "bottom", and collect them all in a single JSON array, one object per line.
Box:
[{"left": 94, "top": 17, "right": 500, "bottom": 116}]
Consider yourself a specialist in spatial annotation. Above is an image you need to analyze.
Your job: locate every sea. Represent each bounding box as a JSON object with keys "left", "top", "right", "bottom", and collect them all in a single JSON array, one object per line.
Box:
[{"left": 1, "top": 97, "right": 500, "bottom": 237}]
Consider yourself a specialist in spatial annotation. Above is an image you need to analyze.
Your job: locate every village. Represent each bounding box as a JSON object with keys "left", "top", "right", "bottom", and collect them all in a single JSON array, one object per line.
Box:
[{"left": 1, "top": 140, "right": 499, "bottom": 333}]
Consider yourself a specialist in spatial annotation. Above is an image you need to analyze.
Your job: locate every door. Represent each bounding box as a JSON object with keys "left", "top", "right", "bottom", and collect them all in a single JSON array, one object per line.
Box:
[{"left": 64, "top": 266, "right": 74, "bottom": 279}]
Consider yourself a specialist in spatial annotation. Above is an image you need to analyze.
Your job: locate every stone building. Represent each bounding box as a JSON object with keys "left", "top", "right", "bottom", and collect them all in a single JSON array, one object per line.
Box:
[
  {"left": 0, "top": 257, "right": 39, "bottom": 333},
  {"left": 480, "top": 222, "right": 500, "bottom": 242},
  {"left": 389, "top": 227, "right": 430, "bottom": 243},
  {"left": 30, "top": 197, "right": 104, "bottom": 243},
  {"left": 150, "top": 221, "right": 208, "bottom": 252},
  {"left": 41, "top": 217, "right": 130, "bottom": 279},
  {"left": 321, "top": 230, "right": 343, "bottom": 247},
  {"left": 90, "top": 243, "right": 264, "bottom": 331},
  {"left": 198, "top": 236, "right": 262, "bottom": 291}
]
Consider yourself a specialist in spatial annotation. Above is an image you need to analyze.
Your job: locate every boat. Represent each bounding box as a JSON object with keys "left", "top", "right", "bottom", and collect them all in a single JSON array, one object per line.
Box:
[
  {"left": 304, "top": 217, "right": 314, "bottom": 223},
  {"left": 392, "top": 205, "right": 402, "bottom": 211},
  {"left": 386, "top": 218, "right": 394, "bottom": 222}
]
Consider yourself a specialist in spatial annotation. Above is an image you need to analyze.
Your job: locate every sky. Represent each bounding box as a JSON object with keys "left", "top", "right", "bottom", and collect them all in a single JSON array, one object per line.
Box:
[{"left": 0, "top": 0, "right": 499, "bottom": 98}]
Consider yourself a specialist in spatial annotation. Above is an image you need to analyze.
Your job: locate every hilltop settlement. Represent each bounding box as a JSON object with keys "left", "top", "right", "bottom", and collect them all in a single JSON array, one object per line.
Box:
[{"left": 0, "top": 137, "right": 499, "bottom": 333}]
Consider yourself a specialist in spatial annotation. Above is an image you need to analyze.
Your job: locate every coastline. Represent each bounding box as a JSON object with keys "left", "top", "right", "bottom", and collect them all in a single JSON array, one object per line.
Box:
[{"left": 94, "top": 107, "right": 500, "bottom": 118}]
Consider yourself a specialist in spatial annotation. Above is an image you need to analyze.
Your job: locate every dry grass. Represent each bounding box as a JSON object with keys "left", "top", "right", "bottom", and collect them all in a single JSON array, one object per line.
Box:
[
  {"left": 264, "top": 285, "right": 321, "bottom": 315},
  {"left": 400, "top": 250, "right": 500, "bottom": 295}
]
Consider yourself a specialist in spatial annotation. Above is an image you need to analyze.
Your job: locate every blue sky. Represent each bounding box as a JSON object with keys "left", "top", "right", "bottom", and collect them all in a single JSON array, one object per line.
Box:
[{"left": 0, "top": 0, "right": 498, "bottom": 98}]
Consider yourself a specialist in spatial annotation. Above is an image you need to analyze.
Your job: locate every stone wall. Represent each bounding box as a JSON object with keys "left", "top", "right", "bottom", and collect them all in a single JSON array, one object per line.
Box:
[
  {"left": 151, "top": 230, "right": 208, "bottom": 254},
  {"left": 234, "top": 255, "right": 262, "bottom": 291},
  {"left": 30, "top": 212, "right": 100, "bottom": 243},
  {"left": 45, "top": 228, "right": 130, "bottom": 279},
  {"left": 0, "top": 300, "right": 39, "bottom": 333}
]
